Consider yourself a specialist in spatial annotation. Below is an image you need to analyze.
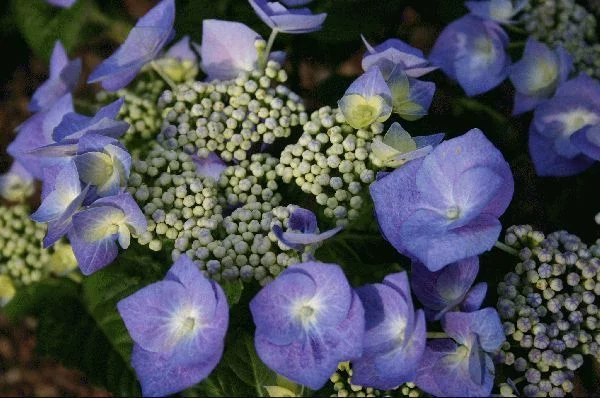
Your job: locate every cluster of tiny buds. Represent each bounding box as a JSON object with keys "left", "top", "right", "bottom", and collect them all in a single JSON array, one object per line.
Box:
[
  {"left": 276, "top": 106, "right": 384, "bottom": 227},
  {"left": 96, "top": 71, "right": 166, "bottom": 149},
  {"left": 329, "top": 362, "right": 422, "bottom": 398},
  {"left": 0, "top": 205, "right": 50, "bottom": 287},
  {"left": 496, "top": 225, "right": 600, "bottom": 397},
  {"left": 521, "top": 0, "right": 600, "bottom": 78},
  {"left": 155, "top": 58, "right": 307, "bottom": 163}
]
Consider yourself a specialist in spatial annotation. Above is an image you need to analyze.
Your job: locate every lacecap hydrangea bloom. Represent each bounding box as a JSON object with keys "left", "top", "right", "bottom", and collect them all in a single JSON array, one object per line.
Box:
[
  {"left": 465, "top": 0, "right": 527, "bottom": 24},
  {"left": 250, "top": 261, "right": 364, "bottom": 389},
  {"left": 509, "top": 38, "right": 573, "bottom": 115},
  {"left": 415, "top": 308, "right": 505, "bottom": 396},
  {"left": 430, "top": 15, "right": 510, "bottom": 96},
  {"left": 529, "top": 73, "right": 600, "bottom": 176},
  {"left": 118, "top": 255, "right": 228, "bottom": 396},
  {"left": 411, "top": 256, "right": 488, "bottom": 321},
  {"left": 351, "top": 272, "right": 426, "bottom": 390},
  {"left": 370, "top": 129, "right": 514, "bottom": 271}
]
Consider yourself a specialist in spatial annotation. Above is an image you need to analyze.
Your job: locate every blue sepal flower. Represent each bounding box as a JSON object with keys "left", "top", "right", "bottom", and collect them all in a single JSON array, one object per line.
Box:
[
  {"left": 411, "top": 257, "right": 487, "bottom": 321},
  {"left": 88, "top": 0, "right": 175, "bottom": 91},
  {"left": 7, "top": 94, "right": 74, "bottom": 180},
  {"left": 509, "top": 38, "right": 573, "bottom": 115},
  {"left": 30, "top": 161, "right": 89, "bottom": 248},
  {"left": 250, "top": 261, "right": 364, "bottom": 389},
  {"left": 387, "top": 70, "right": 436, "bottom": 121},
  {"left": 248, "top": 0, "right": 327, "bottom": 34},
  {"left": 29, "top": 41, "right": 81, "bottom": 113},
  {"left": 69, "top": 193, "right": 147, "bottom": 275},
  {"left": 351, "top": 272, "right": 426, "bottom": 390},
  {"left": 362, "top": 36, "right": 437, "bottom": 79},
  {"left": 529, "top": 74, "right": 600, "bottom": 176},
  {"left": 338, "top": 67, "right": 393, "bottom": 129},
  {"left": 372, "top": 122, "right": 444, "bottom": 168},
  {"left": 192, "top": 152, "right": 228, "bottom": 181},
  {"left": 370, "top": 129, "right": 514, "bottom": 271},
  {"left": 272, "top": 207, "right": 342, "bottom": 250},
  {"left": 415, "top": 308, "right": 505, "bottom": 397},
  {"left": 429, "top": 15, "right": 510, "bottom": 96},
  {"left": 465, "top": 0, "right": 527, "bottom": 23},
  {"left": 46, "top": 0, "right": 76, "bottom": 8},
  {"left": 118, "top": 255, "right": 229, "bottom": 396}
]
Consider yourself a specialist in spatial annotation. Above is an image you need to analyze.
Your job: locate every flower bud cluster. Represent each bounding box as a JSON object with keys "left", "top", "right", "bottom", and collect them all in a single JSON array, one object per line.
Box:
[
  {"left": 0, "top": 205, "right": 50, "bottom": 287},
  {"left": 328, "top": 362, "right": 423, "bottom": 397},
  {"left": 497, "top": 225, "right": 600, "bottom": 397},
  {"left": 96, "top": 72, "right": 166, "bottom": 149},
  {"left": 276, "top": 106, "right": 384, "bottom": 226},
  {"left": 521, "top": 0, "right": 600, "bottom": 78},
  {"left": 155, "top": 59, "right": 307, "bottom": 162}
]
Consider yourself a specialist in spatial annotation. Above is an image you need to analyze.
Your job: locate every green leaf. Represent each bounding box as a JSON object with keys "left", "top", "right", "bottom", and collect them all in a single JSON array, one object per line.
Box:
[
  {"left": 220, "top": 279, "right": 244, "bottom": 307},
  {"left": 186, "top": 330, "right": 276, "bottom": 397},
  {"left": 11, "top": 0, "right": 91, "bottom": 59}
]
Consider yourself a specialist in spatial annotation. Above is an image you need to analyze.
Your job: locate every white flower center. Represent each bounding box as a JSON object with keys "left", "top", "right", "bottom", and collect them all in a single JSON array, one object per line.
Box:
[{"left": 446, "top": 205, "right": 461, "bottom": 220}]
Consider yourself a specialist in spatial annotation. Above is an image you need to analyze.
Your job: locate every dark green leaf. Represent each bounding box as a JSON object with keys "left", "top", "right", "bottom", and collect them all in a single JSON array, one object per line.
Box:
[{"left": 220, "top": 279, "right": 244, "bottom": 307}]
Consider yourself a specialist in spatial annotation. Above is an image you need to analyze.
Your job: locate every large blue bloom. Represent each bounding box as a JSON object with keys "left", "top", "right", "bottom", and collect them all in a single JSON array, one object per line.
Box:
[
  {"left": 248, "top": 0, "right": 327, "bottom": 34},
  {"left": 509, "top": 38, "right": 573, "bottom": 115},
  {"left": 411, "top": 257, "right": 487, "bottom": 321},
  {"left": 370, "top": 129, "right": 514, "bottom": 271},
  {"left": 69, "top": 193, "right": 147, "bottom": 275},
  {"left": 29, "top": 41, "right": 81, "bottom": 112},
  {"left": 351, "top": 272, "right": 426, "bottom": 390},
  {"left": 430, "top": 15, "right": 510, "bottom": 96},
  {"left": 250, "top": 261, "right": 364, "bottom": 389},
  {"left": 118, "top": 255, "right": 229, "bottom": 396},
  {"left": 272, "top": 207, "right": 342, "bottom": 250},
  {"left": 529, "top": 74, "right": 600, "bottom": 176},
  {"left": 415, "top": 308, "right": 505, "bottom": 397},
  {"left": 88, "top": 0, "right": 175, "bottom": 91},
  {"left": 7, "top": 94, "right": 73, "bottom": 180}
]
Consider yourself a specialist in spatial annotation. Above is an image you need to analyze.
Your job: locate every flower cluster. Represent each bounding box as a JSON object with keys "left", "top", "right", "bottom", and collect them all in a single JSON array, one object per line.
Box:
[{"left": 496, "top": 225, "right": 600, "bottom": 397}]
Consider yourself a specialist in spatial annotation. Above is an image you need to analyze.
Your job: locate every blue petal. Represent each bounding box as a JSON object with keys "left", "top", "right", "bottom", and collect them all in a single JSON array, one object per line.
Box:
[
  {"left": 132, "top": 342, "right": 223, "bottom": 397},
  {"left": 164, "top": 36, "right": 197, "bottom": 61},
  {"left": 200, "top": 20, "right": 261, "bottom": 81},
  {"left": 460, "top": 282, "right": 488, "bottom": 312},
  {"left": 46, "top": 0, "right": 76, "bottom": 7},
  {"left": 90, "top": 193, "right": 147, "bottom": 234},
  {"left": 165, "top": 255, "right": 218, "bottom": 316},
  {"left": 68, "top": 230, "right": 118, "bottom": 275},
  {"left": 344, "top": 67, "right": 392, "bottom": 100},
  {"left": 529, "top": 125, "right": 594, "bottom": 176},
  {"left": 248, "top": 0, "right": 326, "bottom": 34},
  {"left": 192, "top": 152, "right": 227, "bottom": 181},
  {"left": 571, "top": 125, "right": 600, "bottom": 161},
  {"left": 288, "top": 207, "right": 318, "bottom": 232},
  {"left": 442, "top": 308, "right": 505, "bottom": 352},
  {"left": 31, "top": 161, "right": 81, "bottom": 223}
]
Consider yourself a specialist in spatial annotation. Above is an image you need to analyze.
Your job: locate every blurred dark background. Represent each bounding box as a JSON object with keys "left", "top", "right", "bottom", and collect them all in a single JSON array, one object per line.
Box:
[{"left": 0, "top": 0, "right": 598, "bottom": 395}]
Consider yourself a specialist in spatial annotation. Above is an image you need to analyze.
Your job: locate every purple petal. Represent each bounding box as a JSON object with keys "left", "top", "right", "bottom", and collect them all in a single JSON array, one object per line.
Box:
[
  {"left": 46, "top": 0, "right": 77, "bottom": 7},
  {"left": 29, "top": 59, "right": 81, "bottom": 113},
  {"left": 90, "top": 193, "right": 147, "bottom": 234},
  {"left": 413, "top": 133, "right": 444, "bottom": 148},
  {"left": 571, "top": 125, "right": 600, "bottom": 161},
  {"left": 344, "top": 67, "right": 392, "bottom": 100},
  {"left": 200, "top": 20, "right": 261, "bottom": 81},
  {"left": 31, "top": 161, "right": 81, "bottom": 223},
  {"left": 512, "top": 91, "right": 542, "bottom": 115},
  {"left": 68, "top": 231, "right": 118, "bottom": 275},
  {"left": 460, "top": 282, "right": 488, "bottom": 312},
  {"left": 192, "top": 152, "right": 227, "bottom": 181},
  {"left": 132, "top": 342, "right": 223, "bottom": 397},
  {"left": 250, "top": 271, "right": 317, "bottom": 345},
  {"left": 280, "top": 0, "right": 314, "bottom": 6},
  {"left": 165, "top": 255, "right": 217, "bottom": 316},
  {"left": 288, "top": 207, "right": 318, "bottom": 232},
  {"left": 164, "top": 36, "right": 197, "bottom": 61},
  {"left": 529, "top": 126, "right": 594, "bottom": 176},
  {"left": 95, "top": 98, "right": 125, "bottom": 121},
  {"left": 269, "top": 11, "right": 327, "bottom": 34},
  {"left": 442, "top": 308, "right": 505, "bottom": 352}
]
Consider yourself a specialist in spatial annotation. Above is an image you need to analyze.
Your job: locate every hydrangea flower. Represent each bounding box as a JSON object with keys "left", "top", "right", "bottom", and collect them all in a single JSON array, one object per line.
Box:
[
  {"left": 338, "top": 67, "right": 392, "bottom": 129},
  {"left": 280, "top": 0, "right": 313, "bottom": 6},
  {"left": 30, "top": 161, "right": 89, "bottom": 248},
  {"left": 415, "top": 308, "right": 505, "bottom": 397},
  {"left": 529, "top": 74, "right": 600, "bottom": 176},
  {"left": 411, "top": 257, "right": 488, "bottom": 321},
  {"left": 248, "top": 0, "right": 327, "bottom": 34},
  {"left": 465, "top": 0, "right": 527, "bottom": 23},
  {"left": 69, "top": 193, "right": 147, "bottom": 275},
  {"left": 29, "top": 41, "right": 81, "bottom": 113},
  {"left": 429, "top": 15, "right": 510, "bottom": 96},
  {"left": 370, "top": 129, "right": 514, "bottom": 271},
  {"left": 387, "top": 70, "right": 436, "bottom": 121},
  {"left": 250, "top": 261, "right": 364, "bottom": 389},
  {"left": 0, "top": 161, "right": 34, "bottom": 202},
  {"left": 362, "top": 37, "right": 437, "bottom": 79},
  {"left": 88, "top": 0, "right": 175, "bottom": 91},
  {"left": 272, "top": 207, "right": 342, "bottom": 250},
  {"left": 117, "top": 255, "right": 228, "bottom": 396},
  {"left": 509, "top": 38, "right": 573, "bottom": 115},
  {"left": 192, "top": 152, "right": 228, "bottom": 181},
  {"left": 351, "top": 272, "right": 426, "bottom": 390},
  {"left": 73, "top": 133, "right": 131, "bottom": 197},
  {"left": 200, "top": 20, "right": 263, "bottom": 81},
  {"left": 7, "top": 94, "right": 73, "bottom": 180},
  {"left": 371, "top": 122, "right": 444, "bottom": 168},
  {"left": 571, "top": 124, "right": 600, "bottom": 161},
  {"left": 46, "top": 0, "right": 76, "bottom": 8}
]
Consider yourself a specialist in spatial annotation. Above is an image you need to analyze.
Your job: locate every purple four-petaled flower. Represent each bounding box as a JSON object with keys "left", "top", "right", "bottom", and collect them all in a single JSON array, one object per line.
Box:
[{"left": 118, "top": 255, "right": 229, "bottom": 396}]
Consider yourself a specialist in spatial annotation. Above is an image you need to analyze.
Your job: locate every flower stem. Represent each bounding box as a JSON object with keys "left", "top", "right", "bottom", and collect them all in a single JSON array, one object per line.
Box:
[
  {"left": 427, "top": 332, "right": 450, "bottom": 339},
  {"left": 494, "top": 241, "right": 519, "bottom": 257},
  {"left": 151, "top": 61, "right": 177, "bottom": 91},
  {"left": 262, "top": 29, "right": 279, "bottom": 68}
]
